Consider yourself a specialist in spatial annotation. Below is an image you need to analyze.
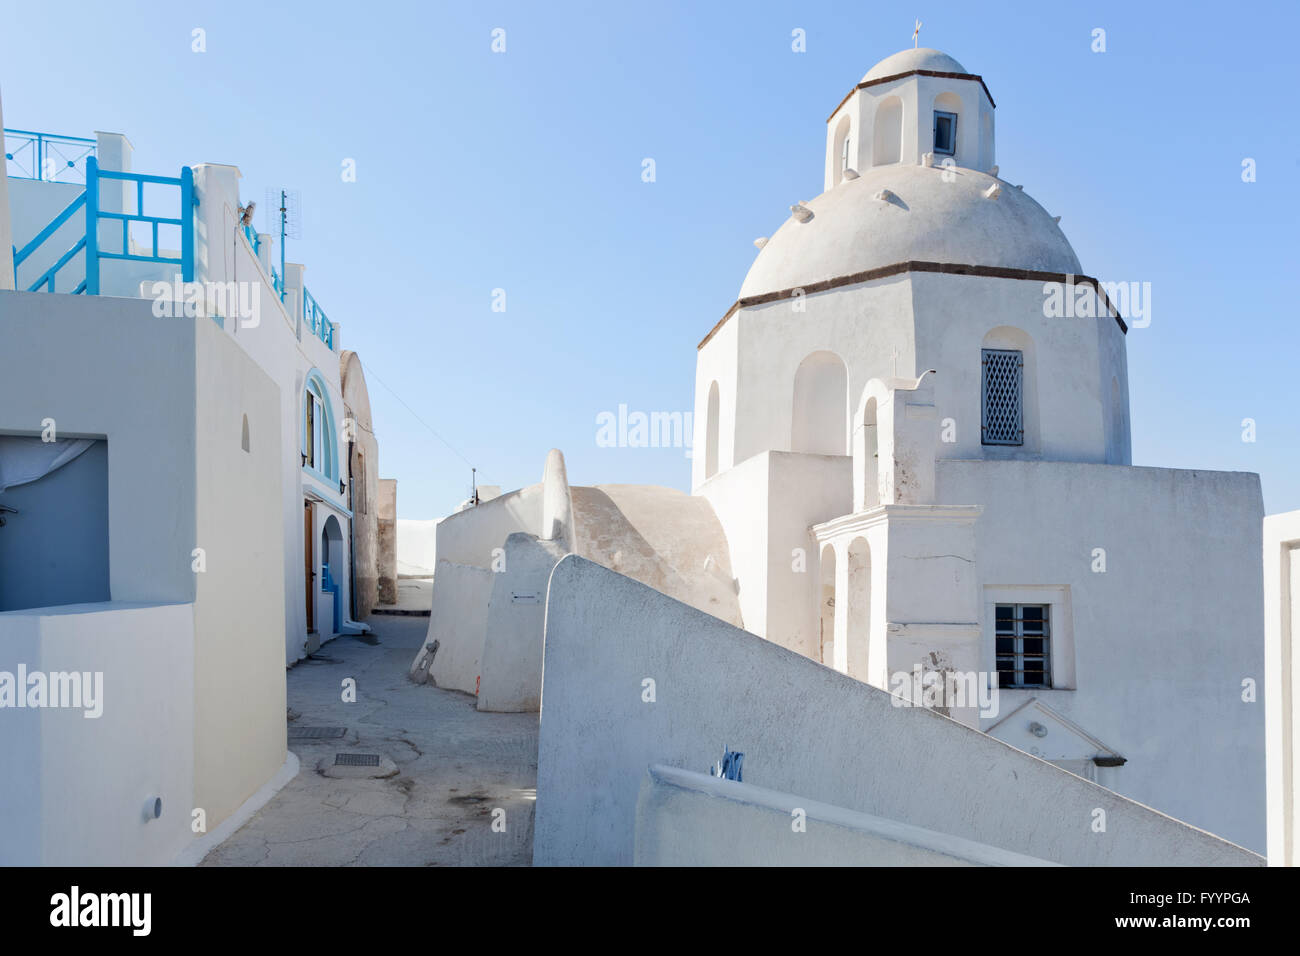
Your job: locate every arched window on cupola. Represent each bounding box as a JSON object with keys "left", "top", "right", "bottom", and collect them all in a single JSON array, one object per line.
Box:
[
  {"left": 933, "top": 92, "right": 962, "bottom": 158},
  {"left": 832, "top": 113, "right": 852, "bottom": 185},
  {"left": 872, "top": 96, "right": 903, "bottom": 166},
  {"left": 791, "top": 351, "right": 849, "bottom": 455},
  {"left": 303, "top": 370, "right": 339, "bottom": 482},
  {"left": 704, "top": 381, "right": 721, "bottom": 480}
]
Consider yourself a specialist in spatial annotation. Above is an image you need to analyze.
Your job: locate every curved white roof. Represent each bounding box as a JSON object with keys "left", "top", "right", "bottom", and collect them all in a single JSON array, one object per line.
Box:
[
  {"left": 863, "top": 47, "right": 968, "bottom": 82},
  {"left": 739, "top": 164, "right": 1080, "bottom": 300}
]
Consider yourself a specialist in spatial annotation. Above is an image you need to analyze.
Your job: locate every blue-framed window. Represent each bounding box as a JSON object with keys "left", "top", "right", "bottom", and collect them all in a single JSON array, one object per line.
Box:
[
  {"left": 302, "top": 371, "right": 338, "bottom": 482},
  {"left": 933, "top": 110, "right": 957, "bottom": 156}
]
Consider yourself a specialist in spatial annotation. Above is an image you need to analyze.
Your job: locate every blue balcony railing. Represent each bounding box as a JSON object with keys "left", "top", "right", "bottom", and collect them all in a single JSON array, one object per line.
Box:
[
  {"left": 303, "top": 286, "right": 333, "bottom": 349},
  {"left": 242, "top": 223, "right": 262, "bottom": 258},
  {"left": 12, "top": 155, "right": 193, "bottom": 293},
  {"left": 87, "top": 159, "right": 194, "bottom": 294},
  {"left": 4, "top": 128, "right": 96, "bottom": 184}
]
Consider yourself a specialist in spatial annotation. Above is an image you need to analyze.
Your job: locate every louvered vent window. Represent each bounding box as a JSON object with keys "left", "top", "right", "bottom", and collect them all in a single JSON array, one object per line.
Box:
[{"left": 981, "top": 348, "right": 1024, "bottom": 446}]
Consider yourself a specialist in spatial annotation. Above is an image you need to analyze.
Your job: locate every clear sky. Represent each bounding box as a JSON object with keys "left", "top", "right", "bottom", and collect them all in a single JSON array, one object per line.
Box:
[{"left": 3, "top": 0, "right": 1297, "bottom": 518}]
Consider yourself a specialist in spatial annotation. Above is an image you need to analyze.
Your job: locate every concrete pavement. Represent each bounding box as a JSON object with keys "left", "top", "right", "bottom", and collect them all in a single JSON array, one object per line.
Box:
[{"left": 202, "top": 614, "right": 537, "bottom": 866}]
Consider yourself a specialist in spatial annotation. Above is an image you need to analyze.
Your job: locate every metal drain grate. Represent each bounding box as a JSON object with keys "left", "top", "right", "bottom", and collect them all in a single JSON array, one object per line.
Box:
[
  {"left": 288, "top": 726, "right": 347, "bottom": 739},
  {"left": 335, "top": 753, "right": 381, "bottom": 767}
]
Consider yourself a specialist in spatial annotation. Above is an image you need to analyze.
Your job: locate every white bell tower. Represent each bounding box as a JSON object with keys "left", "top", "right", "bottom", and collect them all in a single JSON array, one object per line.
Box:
[{"left": 825, "top": 48, "right": 997, "bottom": 190}]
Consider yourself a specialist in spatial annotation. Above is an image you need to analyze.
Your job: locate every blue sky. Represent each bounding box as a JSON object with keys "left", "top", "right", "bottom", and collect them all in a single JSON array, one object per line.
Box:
[{"left": 3, "top": 0, "right": 1297, "bottom": 517}]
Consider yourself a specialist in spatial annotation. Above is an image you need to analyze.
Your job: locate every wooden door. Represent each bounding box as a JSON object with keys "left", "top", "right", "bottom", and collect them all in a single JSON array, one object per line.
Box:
[{"left": 304, "top": 501, "right": 315, "bottom": 631}]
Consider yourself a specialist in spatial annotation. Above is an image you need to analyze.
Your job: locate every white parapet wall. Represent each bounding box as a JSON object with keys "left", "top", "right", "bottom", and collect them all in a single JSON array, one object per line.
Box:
[
  {"left": 534, "top": 555, "right": 1263, "bottom": 867},
  {"left": 635, "top": 765, "right": 1057, "bottom": 866},
  {"left": 413, "top": 559, "right": 495, "bottom": 694},
  {"left": 0, "top": 602, "right": 195, "bottom": 866},
  {"left": 396, "top": 518, "right": 439, "bottom": 577},
  {"left": 477, "top": 533, "right": 568, "bottom": 712}
]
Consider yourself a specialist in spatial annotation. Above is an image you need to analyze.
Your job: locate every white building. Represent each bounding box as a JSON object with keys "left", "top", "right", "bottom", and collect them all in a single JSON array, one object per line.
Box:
[
  {"left": 1264, "top": 510, "right": 1300, "bottom": 866},
  {"left": 415, "top": 49, "right": 1268, "bottom": 861},
  {"left": 0, "top": 95, "right": 390, "bottom": 863}
]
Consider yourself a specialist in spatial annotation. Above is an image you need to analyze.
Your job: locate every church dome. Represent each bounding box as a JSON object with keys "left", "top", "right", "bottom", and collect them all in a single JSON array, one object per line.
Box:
[
  {"left": 740, "top": 164, "right": 1080, "bottom": 300},
  {"left": 863, "top": 47, "right": 968, "bottom": 81}
]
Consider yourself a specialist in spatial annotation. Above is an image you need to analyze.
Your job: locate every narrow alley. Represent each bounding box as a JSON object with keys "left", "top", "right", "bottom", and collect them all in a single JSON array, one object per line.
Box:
[{"left": 203, "top": 615, "right": 538, "bottom": 866}]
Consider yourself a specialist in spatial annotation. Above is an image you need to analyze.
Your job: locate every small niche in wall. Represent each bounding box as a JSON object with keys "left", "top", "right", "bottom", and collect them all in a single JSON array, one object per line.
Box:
[{"left": 241, "top": 414, "right": 250, "bottom": 452}]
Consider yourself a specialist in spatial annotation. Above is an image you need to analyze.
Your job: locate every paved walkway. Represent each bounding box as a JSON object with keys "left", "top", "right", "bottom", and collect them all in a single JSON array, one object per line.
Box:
[
  {"left": 203, "top": 615, "right": 538, "bottom": 866},
  {"left": 381, "top": 576, "right": 433, "bottom": 614}
]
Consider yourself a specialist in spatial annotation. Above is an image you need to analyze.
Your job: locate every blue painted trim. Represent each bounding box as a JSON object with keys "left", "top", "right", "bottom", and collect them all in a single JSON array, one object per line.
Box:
[
  {"left": 3, "top": 128, "right": 96, "bottom": 183},
  {"left": 302, "top": 287, "right": 334, "bottom": 350},
  {"left": 4, "top": 127, "right": 96, "bottom": 143},
  {"left": 83, "top": 157, "right": 99, "bottom": 295},
  {"left": 180, "top": 166, "right": 194, "bottom": 282},
  {"left": 15, "top": 155, "right": 194, "bottom": 294},
  {"left": 321, "top": 562, "right": 343, "bottom": 633},
  {"left": 26, "top": 235, "right": 86, "bottom": 292},
  {"left": 301, "top": 369, "right": 340, "bottom": 482}
]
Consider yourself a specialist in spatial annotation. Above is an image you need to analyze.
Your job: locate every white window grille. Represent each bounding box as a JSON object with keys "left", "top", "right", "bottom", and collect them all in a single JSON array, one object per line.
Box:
[{"left": 981, "top": 348, "right": 1023, "bottom": 445}]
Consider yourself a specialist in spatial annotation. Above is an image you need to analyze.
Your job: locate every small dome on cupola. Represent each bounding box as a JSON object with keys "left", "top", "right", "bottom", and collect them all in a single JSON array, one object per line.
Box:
[
  {"left": 862, "top": 47, "right": 968, "bottom": 81},
  {"left": 738, "top": 48, "right": 1079, "bottom": 299}
]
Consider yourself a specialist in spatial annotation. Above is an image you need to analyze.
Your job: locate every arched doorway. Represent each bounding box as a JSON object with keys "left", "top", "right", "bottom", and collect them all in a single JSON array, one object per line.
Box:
[{"left": 321, "top": 514, "right": 345, "bottom": 634}]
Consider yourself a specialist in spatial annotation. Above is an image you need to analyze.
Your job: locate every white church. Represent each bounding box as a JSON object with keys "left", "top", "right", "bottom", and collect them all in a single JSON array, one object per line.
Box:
[{"left": 414, "top": 48, "right": 1269, "bottom": 864}]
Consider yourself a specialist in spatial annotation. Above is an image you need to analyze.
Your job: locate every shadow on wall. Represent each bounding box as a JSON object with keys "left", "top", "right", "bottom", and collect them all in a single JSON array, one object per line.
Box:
[{"left": 533, "top": 555, "right": 1262, "bottom": 868}]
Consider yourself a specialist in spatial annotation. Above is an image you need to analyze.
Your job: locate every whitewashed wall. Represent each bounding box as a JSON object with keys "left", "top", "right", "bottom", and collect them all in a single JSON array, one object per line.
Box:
[
  {"left": 397, "top": 518, "right": 439, "bottom": 576},
  {"left": 635, "top": 765, "right": 1055, "bottom": 866},
  {"left": 938, "top": 459, "right": 1266, "bottom": 851},
  {"left": 0, "top": 602, "right": 195, "bottom": 866},
  {"left": 1264, "top": 510, "right": 1300, "bottom": 866},
  {"left": 477, "top": 533, "right": 568, "bottom": 712},
  {"left": 534, "top": 556, "right": 1261, "bottom": 867},
  {"left": 192, "top": 317, "right": 287, "bottom": 828}
]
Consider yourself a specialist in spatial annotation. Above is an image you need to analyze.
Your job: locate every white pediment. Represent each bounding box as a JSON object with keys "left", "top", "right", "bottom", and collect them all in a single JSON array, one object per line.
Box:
[{"left": 986, "top": 697, "right": 1124, "bottom": 765}]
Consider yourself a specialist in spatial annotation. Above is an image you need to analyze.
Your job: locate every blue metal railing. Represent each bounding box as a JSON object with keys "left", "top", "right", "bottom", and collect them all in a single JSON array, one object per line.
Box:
[
  {"left": 13, "top": 192, "right": 88, "bottom": 292},
  {"left": 11, "top": 155, "right": 193, "bottom": 294},
  {"left": 242, "top": 223, "right": 261, "bottom": 258},
  {"left": 303, "top": 286, "right": 333, "bottom": 349},
  {"left": 85, "top": 158, "right": 194, "bottom": 294},
  {"left": 4, "top": 128, "right": 96, "bottom": 183}
]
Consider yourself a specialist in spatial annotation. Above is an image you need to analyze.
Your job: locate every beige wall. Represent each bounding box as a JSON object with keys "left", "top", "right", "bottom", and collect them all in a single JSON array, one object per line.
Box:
[
  {"left": 341, "top": 351, "right": 380, "bottom": 617},
  {"left": 377, "top": 478, "right": 398, "bottom": 604}
]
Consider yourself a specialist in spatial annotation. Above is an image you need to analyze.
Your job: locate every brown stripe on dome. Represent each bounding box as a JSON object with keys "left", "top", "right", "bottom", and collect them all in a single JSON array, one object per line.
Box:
[
  {"left": 698, "top": 261, "right": 1128, "bottom": 350},
  {"left": 828, "top": 70, "right": 997, "bottom": 123}
]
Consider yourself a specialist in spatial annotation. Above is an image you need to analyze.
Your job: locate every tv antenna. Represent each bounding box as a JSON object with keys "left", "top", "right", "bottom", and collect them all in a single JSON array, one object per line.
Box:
[{"left": 265, "top": 187, "right": 301, "bottom": 301}]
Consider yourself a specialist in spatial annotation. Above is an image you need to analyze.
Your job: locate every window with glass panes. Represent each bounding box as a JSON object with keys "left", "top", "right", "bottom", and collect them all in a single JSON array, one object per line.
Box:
[{"left": 995, "top": 604, "right": 1051, "bottom": 688}]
